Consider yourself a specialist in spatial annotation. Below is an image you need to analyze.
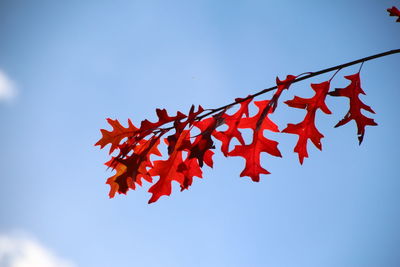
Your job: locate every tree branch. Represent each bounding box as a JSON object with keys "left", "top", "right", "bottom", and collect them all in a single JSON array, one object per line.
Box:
[{"left": 197, "top": 49, "right": 400, "bottom": 120}]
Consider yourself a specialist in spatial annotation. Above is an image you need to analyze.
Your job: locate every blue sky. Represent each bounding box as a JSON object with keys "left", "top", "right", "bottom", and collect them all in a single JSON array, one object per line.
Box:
[{"left": 0, "top": 1, "right": 399, "bottom": 266}]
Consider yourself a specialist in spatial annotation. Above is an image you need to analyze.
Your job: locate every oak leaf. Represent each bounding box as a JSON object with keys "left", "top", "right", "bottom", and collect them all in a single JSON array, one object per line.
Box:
[
  {"left": 186, "top": 111, "right": 224, "bottom": 167},
  {"left": 229, "top": 100, "right": 281, "bottom": 182},
  {"left": 213, "top": 97, "right": 253, "bottom": 156},
  {"left": 269, "top": 75, "right": 297, "bottom": 112},
  {"left": 282, "top": 81, "right": 331, "bottom": 164},
  {"left": 148, "top": 130, "right": 197, "bottom": 203},
  {"left": 95, "top": 118, "right": 138, "bottom": 154},
  {"left": 166, "top": 105, "right": 204, "bottom": 155},
  {"left": 106, "top": 137, "right": 161, "bottom": 198},
  {"left": 328, "top": 72, "right": 377, "bottom": 144},
  {"left": 178, "top": 158, "right": 203, "bottom": 191}
]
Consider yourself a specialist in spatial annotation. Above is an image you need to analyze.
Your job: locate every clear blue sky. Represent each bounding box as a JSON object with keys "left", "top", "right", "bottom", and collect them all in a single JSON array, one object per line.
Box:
[{"left": 0, "top": 1, "right": 399, "bottom": 266}]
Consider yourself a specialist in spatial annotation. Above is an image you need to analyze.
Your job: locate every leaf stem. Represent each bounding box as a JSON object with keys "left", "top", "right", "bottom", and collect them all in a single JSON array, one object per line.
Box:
[
  {"left": 358, "top": 61, "right": 365, "bottom": 73},
  {"left": 197, "top": 49, "right": 400, "bottom": 120},
  {"left": 329, "top": 68, "right": 342, "bottom": 82}
]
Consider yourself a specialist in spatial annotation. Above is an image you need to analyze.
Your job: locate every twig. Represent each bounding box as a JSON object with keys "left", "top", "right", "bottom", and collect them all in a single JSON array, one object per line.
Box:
[{"left": 197, "top": 49, "right": 400, "bottom": 120}]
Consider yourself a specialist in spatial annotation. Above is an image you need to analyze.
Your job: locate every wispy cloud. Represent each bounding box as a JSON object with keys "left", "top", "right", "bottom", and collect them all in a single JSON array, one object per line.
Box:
[
  {"left": 0, "top": 70, "right": 17, "bottom": 101},
  {"left": 0, "top": 233, "right": 76, "bottom": 267}
]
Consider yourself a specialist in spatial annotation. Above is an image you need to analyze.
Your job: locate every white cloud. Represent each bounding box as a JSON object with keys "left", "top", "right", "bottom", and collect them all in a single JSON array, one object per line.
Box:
[
  {"left": 0, "top": 70, "right": 17, "bottom": 101},
  {"left": 0, "top": 233, "right": 76, "bottom": 267}
]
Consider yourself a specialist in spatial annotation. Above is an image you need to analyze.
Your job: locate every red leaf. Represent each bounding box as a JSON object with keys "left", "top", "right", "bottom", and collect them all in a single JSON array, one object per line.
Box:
[
  {"left": 229, "top": 130, "right": 281, "bottom": 182},
  {"left": 140, "top": 108, "right": 186, "bottom": 133},
  {"left": 328, "top": 72, "right": 377, "bottom": 144},
  {"left": 269, "top": 75, "right": 297, "bottom": 112},
  {"left": 229, "top": 100, "right": 281, "bottom": 182},
  {"left": 147, "top": 130, "right": 191, "bottom": 203},
  {"left": 96, "top": 61, "right": 381, "bottom": 203},
  {"left": 178, "top": 158, "right": 203, "bottom": 191},
  {"left": 238, "top": 100, "right": 280, "bottom": 132},
  {"left": 166, "top": 105, "right": 204, "bottom": 154},
  {"left": 203, "top": 150, "right": 214, "bottom": 168},
  {"left": 106, "top": 137, "right": 161, "bottom": 198},
  {"left": 187, "top": 111, "right": 224, "bottom": 167},
  {"left": 95, "top": 118, "right": 138, "bottom": 154},
  {"left": 282, "top": 81, "right": 331, "bottom": 164},
  {"left": 213, "top": 97, "right": 253, "bottom": 156},
  {"left": 387, "top": 6, "right": 400, "bottom": 22}
]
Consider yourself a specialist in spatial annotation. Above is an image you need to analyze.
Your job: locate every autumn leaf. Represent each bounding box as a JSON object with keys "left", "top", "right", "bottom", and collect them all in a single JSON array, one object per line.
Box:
[
  {"left": 106, "top": 136, "right": 161, "bottom": 198},
  {"left": 95, "top": 118, "right": 138, "bottom": 154},
  {"left": 186, "top": 111, "right": 225, "bottom": 167},
  {"left": 166, "top": 105, "right": 204, "bottom": 154},
  {"left": 96, "top": 49, "right": 397, "bottom": 203},
  {"left": 328, "top": 72, "right": 377, "bottom": 144},
  {"left": 238, "top": 100, "right": 280, "bottom": 132},
  {"left": 178, "top": 157, "right": 203, "bottom": 191},
  {"left": 148, "top": 130, "right": 191, "bottom": 203},
  {"left": 229, "top": 130, "right": 281, "bottom": 182},
  {"left": 282, "top": 81, "right": 331, "bottom": 164},
  {"left": 268, "top": 75, "right": 297, "bottom": 112},
  {"left": 229, "top": 100, "right": 281, "bottom": 182},
  {"left": 213, "top": 97, "right": 253, "bottom": 156},
  {"left": 139, "top": 108, "right": 186, "bottom": 133},
  {"left": 387, "top": 6, "right": 400, "bottom": 22}
]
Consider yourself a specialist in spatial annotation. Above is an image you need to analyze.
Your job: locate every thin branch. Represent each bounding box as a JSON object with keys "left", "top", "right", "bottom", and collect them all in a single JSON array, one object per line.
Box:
[{"left": 197, "top": 49, "right": 400, "bottom": 120}]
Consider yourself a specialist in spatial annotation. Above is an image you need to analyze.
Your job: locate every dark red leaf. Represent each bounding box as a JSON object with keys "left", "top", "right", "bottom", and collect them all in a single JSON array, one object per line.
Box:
[
  {"left": 106, "top": 137, "right": 161, "bottom": 198},
  {"left": 328, "top": 72, "right": 377, "bottom": 144},
  {"left": 167, "top": 105, "right": 204, "bottom": 155},
  {"left": 187, "top": 111, "right": 224, "bottom": 167},
  {"left": 140, "top": 108, "right": 186, "bottom": 132},
  {"left": 178, "top": 158, "right": 203, "bottom": 191},
  {"left": 269, "top": 75, "right": 297, "bottom": 112},
  {"left": 387, "top": 6, "right": 400, "bottom": 22}
]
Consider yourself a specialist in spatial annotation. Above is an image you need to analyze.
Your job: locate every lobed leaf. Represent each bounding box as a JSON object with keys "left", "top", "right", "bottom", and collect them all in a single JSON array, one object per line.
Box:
[
  {"left": 328, "top": 72, "right": 377, "bottom": 144},
  {"left": 282, "top": 81, "right": 331, "bottom": 164},
  {"left": 213, "top": 97, "right": 253, "bottom": 156},
  {"left": 96, "top": 61, "right": 382, "bottom": 203},
  {"left": 229, "top": 100, "right": 282, "bottom": 181}
]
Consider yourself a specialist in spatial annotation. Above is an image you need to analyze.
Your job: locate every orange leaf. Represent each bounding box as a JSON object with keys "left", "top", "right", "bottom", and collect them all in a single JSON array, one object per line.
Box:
[{"left": 95, "top": 119, "right": 138, "bottom": 154}]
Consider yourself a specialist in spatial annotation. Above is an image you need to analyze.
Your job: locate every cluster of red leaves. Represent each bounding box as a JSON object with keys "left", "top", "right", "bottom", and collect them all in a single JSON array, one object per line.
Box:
[
  {"left": 96, "top": 71, "right": 377, "bottom": 203},
  {"left": 387, "top": 6, "right": 400, "bottom": 22}
]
